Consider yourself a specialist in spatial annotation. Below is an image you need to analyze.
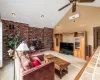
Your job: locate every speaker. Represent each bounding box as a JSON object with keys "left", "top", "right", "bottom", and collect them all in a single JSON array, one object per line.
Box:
[
  {"left": 9, "top": 24, "right": 15, "bottom": 30},
  {"left": 86, "top": 45, "right": 91, "bottom": 60}
]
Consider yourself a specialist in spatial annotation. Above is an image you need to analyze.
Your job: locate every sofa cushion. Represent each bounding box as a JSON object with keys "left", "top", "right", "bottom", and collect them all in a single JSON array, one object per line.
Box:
[{"left": 21, "top": 55, "right": 33, "bottom": 70}]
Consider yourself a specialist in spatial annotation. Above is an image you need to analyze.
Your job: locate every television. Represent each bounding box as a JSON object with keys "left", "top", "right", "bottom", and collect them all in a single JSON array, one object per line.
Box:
[{"left": 60, "top": 42, "right": 73, "bottom": 55}]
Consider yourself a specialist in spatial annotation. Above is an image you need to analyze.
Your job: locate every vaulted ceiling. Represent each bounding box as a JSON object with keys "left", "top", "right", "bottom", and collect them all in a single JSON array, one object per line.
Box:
[{"left": 0, "top": 0, "right": 100, "bottom": 28}]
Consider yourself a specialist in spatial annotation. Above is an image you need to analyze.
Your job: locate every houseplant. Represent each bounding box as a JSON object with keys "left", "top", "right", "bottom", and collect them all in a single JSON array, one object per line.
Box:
[{"left": 8, "top": 31, "right": 21, "bottom": 49}]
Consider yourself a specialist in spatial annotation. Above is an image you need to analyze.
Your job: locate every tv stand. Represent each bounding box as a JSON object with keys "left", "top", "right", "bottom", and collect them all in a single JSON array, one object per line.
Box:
[
  {"left": 74, "top": 31, "right": 86, "bottom": 59},
  {"left": 54, "top": 31, "right": 87, "bottom": 59}
]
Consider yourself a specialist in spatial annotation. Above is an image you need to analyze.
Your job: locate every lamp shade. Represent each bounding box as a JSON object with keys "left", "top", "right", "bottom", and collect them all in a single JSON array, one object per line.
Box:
[{"left": 16, "top": 41, "right": 29, "bottom": 51}]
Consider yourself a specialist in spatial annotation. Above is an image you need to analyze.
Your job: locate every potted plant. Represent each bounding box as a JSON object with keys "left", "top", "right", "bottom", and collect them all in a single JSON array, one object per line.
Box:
[{"left": 8, "top": 31, "right": 21, "bottom": 50}]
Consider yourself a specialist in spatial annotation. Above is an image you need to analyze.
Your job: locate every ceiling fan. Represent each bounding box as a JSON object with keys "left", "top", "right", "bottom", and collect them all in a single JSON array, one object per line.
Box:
[{"left": 58, "top": 0, "right": 95, "bottom": 13}]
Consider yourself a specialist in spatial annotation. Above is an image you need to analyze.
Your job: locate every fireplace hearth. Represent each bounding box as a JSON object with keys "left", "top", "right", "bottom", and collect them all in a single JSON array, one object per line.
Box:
[{"left": 33, "top": 39, "right": 42, "bottom": 50}]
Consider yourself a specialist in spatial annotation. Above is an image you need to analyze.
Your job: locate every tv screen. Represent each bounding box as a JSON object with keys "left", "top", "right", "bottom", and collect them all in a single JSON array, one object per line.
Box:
[{"left": 60, "top": 42, "right": 73, "bottom": 51}]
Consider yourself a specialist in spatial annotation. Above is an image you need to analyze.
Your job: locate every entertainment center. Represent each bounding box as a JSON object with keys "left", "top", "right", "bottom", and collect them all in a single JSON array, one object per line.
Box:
[
  {"left": 60, "top": 42, "right": 73, "bottom": 55},
  {"left": 54, "top": 31, "right": 87, "bottom": 59}
]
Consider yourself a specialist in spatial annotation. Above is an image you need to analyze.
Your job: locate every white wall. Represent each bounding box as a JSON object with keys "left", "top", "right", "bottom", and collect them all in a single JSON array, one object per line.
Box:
[{"left": 0, "top": 22, "right": 2, "bottom": 67}]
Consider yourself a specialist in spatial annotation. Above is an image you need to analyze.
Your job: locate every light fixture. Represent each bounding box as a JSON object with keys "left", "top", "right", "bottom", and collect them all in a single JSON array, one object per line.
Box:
[
  {"left": 12, "top": 13, "right": 16, "bottom": 16},
  {"left": 69, "top": 13, "right": 80, "bottom": 20},
  {"left": 41, "top": 15, "right": 44, "bottom": 18},
  {"left": 16, "top": 41, "right": 29, "bottom": 52},
  {"left": 14, "top": 41, "right": 29, "bottom": 80}
]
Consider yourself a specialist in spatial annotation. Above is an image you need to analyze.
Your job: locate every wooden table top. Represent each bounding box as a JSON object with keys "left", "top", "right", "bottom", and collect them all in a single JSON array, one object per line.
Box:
[
  {"left": 44, "top": 54, "right": 56, "bottom": 59},
  {"left": 44, "top": 54, "right": 70, "bottom": 68}
]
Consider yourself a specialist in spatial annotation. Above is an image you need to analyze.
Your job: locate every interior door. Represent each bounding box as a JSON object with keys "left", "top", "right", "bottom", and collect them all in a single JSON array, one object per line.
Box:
[
  {"left": 0, "top": 22, "right": 2, "bottom": 67},
  {"left": 94, "top": 27, "right": 100, "bottom": 49},
  {"left": 97, "top": 30, "right": 100, "bottom": 46}
]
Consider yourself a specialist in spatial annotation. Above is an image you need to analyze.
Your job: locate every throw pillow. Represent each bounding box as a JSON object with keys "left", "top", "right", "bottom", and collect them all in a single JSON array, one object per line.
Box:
[
  {"left": 21, "top": 55, "right": 33, "bottom": 70},
  {"left": 32, "top": 60, "right": 41, "bottom": 67}
]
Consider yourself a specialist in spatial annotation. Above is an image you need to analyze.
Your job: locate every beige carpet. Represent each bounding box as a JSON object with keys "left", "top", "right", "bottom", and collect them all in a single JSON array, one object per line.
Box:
[
  {"left": 0, "top": 50, "right": 86, "bottom": 80},
  {"left": 0, "top": 60, "right": 14, "bottom": 80},
  {"left": 43, "top": 51, "right": 86, "bottom": 80}
]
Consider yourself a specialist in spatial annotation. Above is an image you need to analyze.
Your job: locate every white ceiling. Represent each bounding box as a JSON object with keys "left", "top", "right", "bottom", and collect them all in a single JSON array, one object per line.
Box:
[{"left": 0, "top": 0, "right": 100, "bottom": 28}]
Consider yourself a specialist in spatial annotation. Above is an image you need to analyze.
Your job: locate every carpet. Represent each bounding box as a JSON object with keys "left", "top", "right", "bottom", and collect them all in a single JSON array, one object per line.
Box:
[{"left": 0, "top": 50, "right": 86, "bottom": 80}]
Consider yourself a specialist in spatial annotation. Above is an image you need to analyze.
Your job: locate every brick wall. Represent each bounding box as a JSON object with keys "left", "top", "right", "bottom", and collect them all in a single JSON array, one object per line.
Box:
[
  {"left": 2, "top": 19, "right": 53, "bottom": 61},
  {"left": 28, "top": 27, "right": 53, "bottom": 49},
  {"left": 43, "top": 27, "right": 53, "bottom": 49},
  {"left": 2, "top": 20, "right": 29, "bottom": 60},
  {"left": 28, "top": 27, "right": 44, "bottom": 47}
]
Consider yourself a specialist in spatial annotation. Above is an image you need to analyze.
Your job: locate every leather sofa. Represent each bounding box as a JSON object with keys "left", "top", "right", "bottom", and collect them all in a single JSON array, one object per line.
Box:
[{"left": 15, "top": 52, "right": 54, "bottom": 80}]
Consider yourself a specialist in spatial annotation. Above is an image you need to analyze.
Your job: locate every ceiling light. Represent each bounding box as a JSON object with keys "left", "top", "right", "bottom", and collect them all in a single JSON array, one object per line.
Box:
[
  {"left": 69, "top": 13, "right": 80, "bottom": 20},
  {"left": 12, "top": 13, "right": 16, "bottom": 16},
  {"left": 41, "top": 15, "right": 44, "bottom": 18}
]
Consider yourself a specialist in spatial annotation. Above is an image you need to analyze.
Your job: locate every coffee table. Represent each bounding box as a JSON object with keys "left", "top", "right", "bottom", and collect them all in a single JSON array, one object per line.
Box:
[{"left": 44, "top": 54, "right": 70, "bottom": 78}]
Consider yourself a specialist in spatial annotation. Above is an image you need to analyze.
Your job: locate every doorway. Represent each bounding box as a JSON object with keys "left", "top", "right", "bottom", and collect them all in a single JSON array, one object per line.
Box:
[{"left": 94, "top": 27, "right": 100, "bottom": 49}]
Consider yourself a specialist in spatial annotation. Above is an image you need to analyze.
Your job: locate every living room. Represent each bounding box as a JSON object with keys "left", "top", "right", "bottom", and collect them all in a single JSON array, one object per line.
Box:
[{"left": 0, "top": 0, "right": 100, "bottom": 80}]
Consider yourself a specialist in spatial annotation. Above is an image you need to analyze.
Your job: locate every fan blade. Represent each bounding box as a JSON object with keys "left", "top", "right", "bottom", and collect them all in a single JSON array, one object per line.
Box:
[
  {"left": 58, "top": 2, "right": 72, "bottom": 11},
  {"left": 78, "top": 0, "right": 95, "bottom": 2},
  {"left": 72, "top": 1, "right": 76, "bottom": 13}
]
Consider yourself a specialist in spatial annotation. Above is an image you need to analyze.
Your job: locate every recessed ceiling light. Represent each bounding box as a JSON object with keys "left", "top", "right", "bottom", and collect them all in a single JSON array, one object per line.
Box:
[
  {"left": 12, "top": 13, "right": 16, "bottom": 16},
  {"left": 41, "top": 15, "right": 44, "bottom": 18}
]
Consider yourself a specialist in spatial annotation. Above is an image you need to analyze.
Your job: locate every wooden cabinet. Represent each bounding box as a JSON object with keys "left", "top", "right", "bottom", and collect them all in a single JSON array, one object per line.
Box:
[
  {"left": 54, "top": 34, "right": 62, "bottom": 52},
  {"left": 53, "top": 31, "right": 86, "bottom": 59},
  {"left": 74, "top": 31, "right": 86, "bottom": 59},
  {"left": 74, "top": 50, "right": 78, "bottom": 57},
  {"left": 77, "top": 50, "right": 81, "bottom": 58},
  {"left": 80, "top": 37, "right": 85, "bottom": 58},
  {"left": 74, "top": 50, "right": 81, "bottom": 58}
]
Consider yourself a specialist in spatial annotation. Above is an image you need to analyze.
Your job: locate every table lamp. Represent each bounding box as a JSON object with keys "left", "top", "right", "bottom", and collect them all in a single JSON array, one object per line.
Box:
[
  {"left": 14, "top": 41, "right": 29, "bottom": 80},
  {"left": 16, "top": 41, "right": 29, "bottom": 52}
]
